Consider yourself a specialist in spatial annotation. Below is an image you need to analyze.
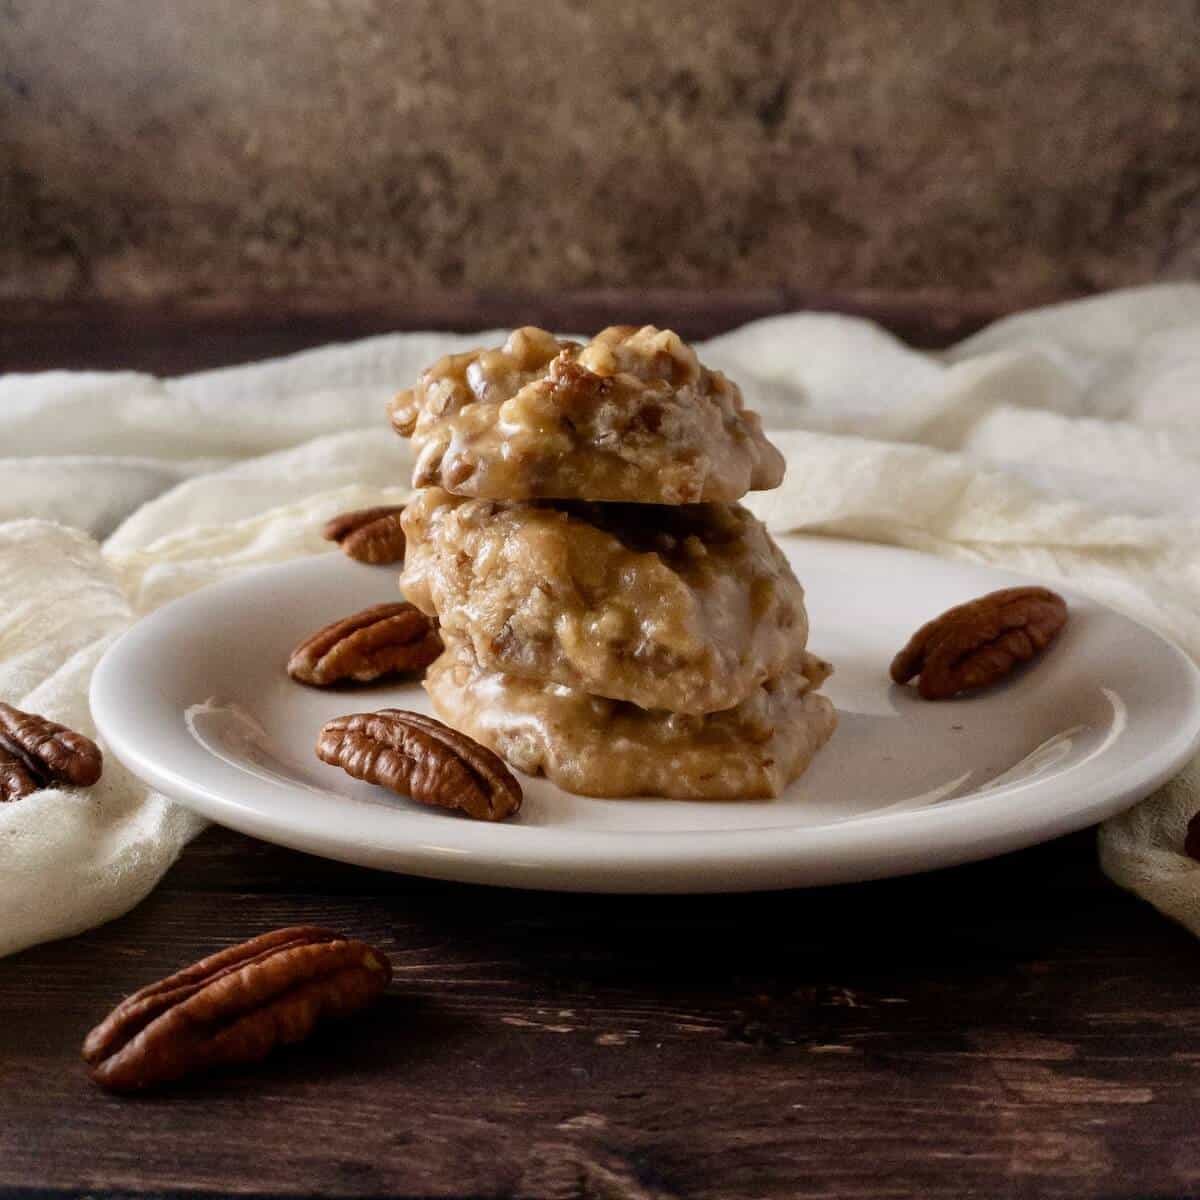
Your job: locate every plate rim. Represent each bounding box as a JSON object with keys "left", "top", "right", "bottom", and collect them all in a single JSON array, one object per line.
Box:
[{"left": 89, "top": 540, "right": 1200, "bottom": 892}]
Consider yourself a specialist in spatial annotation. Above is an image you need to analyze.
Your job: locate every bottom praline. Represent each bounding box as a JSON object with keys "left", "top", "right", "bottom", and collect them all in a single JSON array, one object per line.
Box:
[{"left": 424, "top": 639, "right": 837, "bottom": 801}]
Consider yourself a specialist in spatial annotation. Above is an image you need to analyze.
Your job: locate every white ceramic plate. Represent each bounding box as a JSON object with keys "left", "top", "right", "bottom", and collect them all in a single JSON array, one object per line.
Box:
[{"left": 90, "top": 538, "right": 1200, "bottom": 893}]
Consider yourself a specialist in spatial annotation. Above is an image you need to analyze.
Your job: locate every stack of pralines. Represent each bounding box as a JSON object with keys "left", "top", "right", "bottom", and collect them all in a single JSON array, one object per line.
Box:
[{"left": 391, "top": 324, "right": 836, "bottom": 800}]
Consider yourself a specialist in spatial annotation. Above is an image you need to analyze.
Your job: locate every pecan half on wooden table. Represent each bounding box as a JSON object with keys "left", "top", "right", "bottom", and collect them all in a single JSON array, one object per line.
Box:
[
  {"left": 0, "top": 701, "right": 103, "bottom": 801},
  {"left": 288, "top": 602, "right": 442, "bottom": 686},
  {"left": 891, "top": 586, "right": 1069, "bottom": 700},
  {"left": 83, "top": 926, "right": 392, "bottom": 1092}
]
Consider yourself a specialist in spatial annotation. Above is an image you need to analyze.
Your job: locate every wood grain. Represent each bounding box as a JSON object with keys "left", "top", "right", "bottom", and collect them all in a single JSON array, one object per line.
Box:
[
  {"left": 2, "top": 294, "right": 1193, "bottom": 1200},
  {"left": 2, "top": 829, "right": 1199, "bottom": 1198}
]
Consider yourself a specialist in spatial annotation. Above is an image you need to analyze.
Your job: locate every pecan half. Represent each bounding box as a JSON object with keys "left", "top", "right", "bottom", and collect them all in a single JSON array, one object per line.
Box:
[
  {"left": 317, "top": 709, "right": 522, "bottom": 821},
  {"left": 0, "top": 702, "right": 103, "bottom": 801},
  {"left": 288, "top": 602, "right": 442, "bottom": 686},
  {"left": 891, "top": 586, "right": 1068, "bottom": 700},
  {"left": 323, "top": 505, "right": 407, "bottom": 565},
  {"left": 83, "top": 926, "right": 392, "bottom": 1092}
]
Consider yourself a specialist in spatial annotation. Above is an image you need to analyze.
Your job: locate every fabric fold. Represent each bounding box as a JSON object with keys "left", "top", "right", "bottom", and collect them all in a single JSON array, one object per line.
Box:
[{"left": 2, "top": 284, "right": 1199, "bottom": 957}]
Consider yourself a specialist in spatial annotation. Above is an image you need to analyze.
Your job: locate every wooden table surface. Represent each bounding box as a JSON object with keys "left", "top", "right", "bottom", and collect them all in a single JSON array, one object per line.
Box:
[{"left": 2, "top": 293, "right": 1196, "bottom": 1200}]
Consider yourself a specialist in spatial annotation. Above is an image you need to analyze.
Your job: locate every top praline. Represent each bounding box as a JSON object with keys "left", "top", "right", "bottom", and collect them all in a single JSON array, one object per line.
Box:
[{"left": 389, "top": 324, "right": 784, "bottom": 504}]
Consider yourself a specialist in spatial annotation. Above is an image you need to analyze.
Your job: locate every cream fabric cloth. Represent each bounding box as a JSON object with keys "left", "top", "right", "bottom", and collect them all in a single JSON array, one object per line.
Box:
[{"left": 2, "top": 286, "right": 1199, "bottom": 958}]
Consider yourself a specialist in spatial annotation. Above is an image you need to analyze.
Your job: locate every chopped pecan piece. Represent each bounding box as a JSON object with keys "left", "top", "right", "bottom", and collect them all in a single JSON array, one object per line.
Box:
[
  {"left": 288, "top": 602, "right": 442, "bottom": 687},
  {"left": 0, "top": 701, "right": 103, "bottom": 801},
  {"left": 323, "top": 505, "right": 407, "bottom": 565},
  {"left": 317, "top": 709, "right": 522, "bottom": 821},
  {"left": 83, "top": 926, "right": 392, "bottom": 1092},
  {"left": 891, "top": 587, "right": 1068, "bottom": 700}
]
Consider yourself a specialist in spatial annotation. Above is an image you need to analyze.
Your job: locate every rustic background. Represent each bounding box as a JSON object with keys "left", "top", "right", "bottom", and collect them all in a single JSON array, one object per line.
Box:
[{"left": 3, "top": 0, "right": 1198, "bottom": 309}]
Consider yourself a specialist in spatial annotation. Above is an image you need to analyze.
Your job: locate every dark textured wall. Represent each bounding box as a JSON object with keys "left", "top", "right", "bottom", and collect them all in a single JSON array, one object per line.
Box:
[{"left": 2, "top": 0, "right": 1198, "bottom": 303}]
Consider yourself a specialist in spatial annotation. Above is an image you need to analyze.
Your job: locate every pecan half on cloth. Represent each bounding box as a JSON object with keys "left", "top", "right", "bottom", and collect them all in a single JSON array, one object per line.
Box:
[
  {"left": 83, "top": 926, "right": 392, "bottom": 1092},
  {"left": 323, "top": 505, "right": 407, "bottom": 565},
  {"left": 317, "top": 708, "right": 522, "bottom": 821},
  {"left": 891, "top": 586, "right": 1069, "bottom": 700},
  {"left": 288, "top": 602, "right": 442, "bottom": 686},
  {"left": 0, "top": 701, "right": 103, "bottom": 801}
]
